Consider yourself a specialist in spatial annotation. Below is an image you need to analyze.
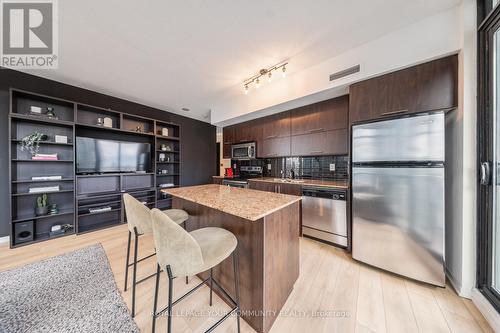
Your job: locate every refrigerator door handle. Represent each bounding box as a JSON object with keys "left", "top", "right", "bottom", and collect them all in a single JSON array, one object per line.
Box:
[{"left": 480, "top": 161, "right": 491, "bottom": 186}]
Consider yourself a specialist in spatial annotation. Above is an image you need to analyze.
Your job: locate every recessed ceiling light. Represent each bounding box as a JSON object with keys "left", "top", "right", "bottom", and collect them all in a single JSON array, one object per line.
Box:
[{"left": 181, "top": 107, "right": 190, "bottom": 112}]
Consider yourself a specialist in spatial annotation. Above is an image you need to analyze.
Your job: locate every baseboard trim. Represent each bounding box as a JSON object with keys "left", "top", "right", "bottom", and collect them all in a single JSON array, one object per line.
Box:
[
  {"left": 446, "top": 267, "right": 471, "bottom": 298},
  {"left": 0, "top": 236, "right": 10, "bottom": 244},
  {"left": 472, "top": 288, "right": 500, "bottom": 332}
]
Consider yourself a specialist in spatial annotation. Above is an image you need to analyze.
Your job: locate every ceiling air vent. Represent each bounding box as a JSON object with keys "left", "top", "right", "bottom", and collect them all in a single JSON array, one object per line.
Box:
[{"left": 329, "top": 64, "right": 360, "bottom": 81}]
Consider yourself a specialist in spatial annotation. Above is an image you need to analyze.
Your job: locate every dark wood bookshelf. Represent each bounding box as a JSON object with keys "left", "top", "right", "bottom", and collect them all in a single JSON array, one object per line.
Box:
[{"left": 9, "top": 88, "right": 182, "bottom": 248}]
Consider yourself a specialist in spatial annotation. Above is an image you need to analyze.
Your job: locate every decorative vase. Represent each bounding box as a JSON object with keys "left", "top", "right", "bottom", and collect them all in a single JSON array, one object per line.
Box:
[
  {"left": 45, "top": 107, "right": 56, "bottom": 118},
  {"left": 35, "top": 206, "right": 49, "bottom": 216}
]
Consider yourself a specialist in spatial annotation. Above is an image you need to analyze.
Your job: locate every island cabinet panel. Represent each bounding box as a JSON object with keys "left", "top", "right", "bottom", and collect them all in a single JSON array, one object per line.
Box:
[
  {"left": 173, "top": 197, "right": 300, "bottom": 333},
  {"left": 291, "top": 95, "right": 348, "bottom": 135},
  {"left": 291, "top": 129, "right": 348, "bottom": 156},
  {"left": 349, "top": 55, "right": 458, "bottom": 124},
  {"left": 262, "top": 111, "right": 291, "bottom": 139},
  {"left": 259, "top": 136, "right": 291, "bottom": 158}
]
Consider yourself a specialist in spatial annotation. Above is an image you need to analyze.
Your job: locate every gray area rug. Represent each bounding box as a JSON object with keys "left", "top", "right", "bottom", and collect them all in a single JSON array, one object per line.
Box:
[{"left": 0, "top": 244, "right": 139, "bottom": 333}]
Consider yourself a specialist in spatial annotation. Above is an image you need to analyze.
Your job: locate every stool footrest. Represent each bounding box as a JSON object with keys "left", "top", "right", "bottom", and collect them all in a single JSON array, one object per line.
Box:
[
  {"left": 205, "top": 306, "right": 238, "bottom": 333},
  {"left": 136, "top": 271, "right": 161, "bottom": 285},
  {"left": 154, "top": 276, "right": 210, "bottom": 318},
  {"left": 127, "top": 252, "right": 156, "bottom": 267}
]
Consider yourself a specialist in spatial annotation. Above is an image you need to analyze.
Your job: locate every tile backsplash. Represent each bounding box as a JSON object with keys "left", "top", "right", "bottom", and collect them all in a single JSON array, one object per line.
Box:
[{"left": 237, "top": 155, "right": 349, "bottom": 180}]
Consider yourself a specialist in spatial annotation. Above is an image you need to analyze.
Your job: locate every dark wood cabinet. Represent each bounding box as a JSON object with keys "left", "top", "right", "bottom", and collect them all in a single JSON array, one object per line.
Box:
[
  {"left": 223, "top": 119, "right": 263, "bottom": 158},
  {"left": 262, "top": 111, "right": 291, "bottom": 139},
  {"left": 291, "top": 129, "right": 348, "bottom": 156},
  {"left": 213, "top": 177, "right": 223, "bottom": 185},
  {"left": 349, "top": 55, "right": 458, "bottom": 124},
  {"left": 260, "top": 136, "right": 291, "bottom": 158},
  {"left": 291, "top": 96, "right": 348, "bottom": 135},
  {"left": 278, "top": 183, "right": 302, "bottom": 196},
  {"left": 248, "top": 180, "right": 301, "bottom": 196},
  {"left": 222, "top": 126, "right": 235, "bottom": 158},
  {"left": 249, "top": 180, "right": 276, "bottom": 192}
]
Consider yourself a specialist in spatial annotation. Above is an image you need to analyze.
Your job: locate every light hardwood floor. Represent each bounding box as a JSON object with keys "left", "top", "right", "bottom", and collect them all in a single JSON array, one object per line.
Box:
[{"left": 0, "top": 224, "right": 493, "bottom": 333}]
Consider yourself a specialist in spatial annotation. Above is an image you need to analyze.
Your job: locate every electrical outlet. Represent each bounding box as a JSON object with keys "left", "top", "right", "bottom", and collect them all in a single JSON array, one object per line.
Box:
[
  {"left": 267, "top": 164, "right": 272, "bottom": 170},
  {"left": 329, "top": 163, "right": 336, "bottom": 171}
]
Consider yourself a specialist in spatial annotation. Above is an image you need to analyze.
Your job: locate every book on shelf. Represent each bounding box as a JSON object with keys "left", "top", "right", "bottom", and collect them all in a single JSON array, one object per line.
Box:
[
  {"left": 28, "top": 185, "right": 60, "bottom": 193},
  {"left": 88, "top": 207, "right": 112, "bottom": 214},
  {"left": 158, "top": 183, "right": 175, "bottom": 188},
  {"left": 32, "top": 153, "right": 58, "bottom": 161},
  {"left": 31, "top": 175, "right": 63, "bottom": 181}
]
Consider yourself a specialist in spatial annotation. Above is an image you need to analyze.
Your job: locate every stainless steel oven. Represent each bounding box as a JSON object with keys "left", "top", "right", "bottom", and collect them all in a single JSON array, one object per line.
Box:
[
  {"left": 231, "top": 142, "right": 256, "bottom": 160},
  {"left": 302, "top": 186, "right": 347, "bottom": 248}
]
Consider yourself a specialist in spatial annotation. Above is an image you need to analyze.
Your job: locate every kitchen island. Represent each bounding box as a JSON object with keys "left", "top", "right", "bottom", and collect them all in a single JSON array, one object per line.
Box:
[{"left": 162, "top": 184, "right": 301, "bottom": 333}]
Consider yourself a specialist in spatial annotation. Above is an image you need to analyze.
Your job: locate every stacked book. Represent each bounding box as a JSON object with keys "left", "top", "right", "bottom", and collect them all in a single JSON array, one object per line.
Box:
[
  {"left": 31, "top": 175, "right": 62, "bottom": 181},
  {"left": 32, "top": 153, "right": 58, "bottom": 161},
  {"left": 158, "top": 183, "right": 175, "bottom": 188},
  {"left": 29, "top": 185, "right": 60, "bottom": 193}
]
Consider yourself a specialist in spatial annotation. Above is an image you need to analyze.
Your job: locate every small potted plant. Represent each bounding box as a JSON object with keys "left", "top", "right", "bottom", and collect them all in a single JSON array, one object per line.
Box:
[
  {"left": 35, "top": 193, "right": 49, "bottom": 216},
  {"left": 21, "top": 131, "right": 48, "bottom": 156}
]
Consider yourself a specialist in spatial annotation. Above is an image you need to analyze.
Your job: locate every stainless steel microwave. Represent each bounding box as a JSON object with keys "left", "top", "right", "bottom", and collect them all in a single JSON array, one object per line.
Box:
[{"left": 231, "top": 142, "right": 256, "bottom": 160}]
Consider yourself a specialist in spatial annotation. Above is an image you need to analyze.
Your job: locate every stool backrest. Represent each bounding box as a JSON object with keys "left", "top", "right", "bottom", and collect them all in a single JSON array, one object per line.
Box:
[
  {"left": 123, "top": 193, "right": 152, "bottom": 234},
  {"left": 150, "top": 208, "right": 203, "bottom": 278}
]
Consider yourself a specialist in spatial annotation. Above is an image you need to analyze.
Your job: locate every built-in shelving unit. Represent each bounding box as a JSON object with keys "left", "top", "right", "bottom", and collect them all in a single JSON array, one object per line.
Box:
[{"left": 8, "top": 88, "right": 181, "bottom": 248}]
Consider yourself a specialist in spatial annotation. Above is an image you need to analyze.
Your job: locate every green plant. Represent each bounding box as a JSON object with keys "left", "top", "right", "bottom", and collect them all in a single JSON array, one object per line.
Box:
[
  {"left": 36, "top": 194, "right": 48, "bottom": 208},
  {"left": 21, "top": 131, "right": 48, "bottom": 156}
]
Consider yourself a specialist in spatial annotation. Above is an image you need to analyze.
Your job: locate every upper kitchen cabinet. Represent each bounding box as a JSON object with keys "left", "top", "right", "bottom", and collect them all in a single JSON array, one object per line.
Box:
[
  {"left": 222, "top": 125, "right": 235, "bottom": 158},
  {"left": 291, "top": 95, "right": 348, "bottom": 135},
  {"left": 291, "top": 129, "right": 348, "bottom": 156},
  {"left": 349, "top": 55, "right": 458, "bottom": 124},
  {"left": 232, "top": 118, "right": 263, "bottom": 144},
  {"left": 259, "top": 136, "right": 291, "bottom": 158},
  {"left": 262, "top": 111, "right": 291, "bottom": 139}
]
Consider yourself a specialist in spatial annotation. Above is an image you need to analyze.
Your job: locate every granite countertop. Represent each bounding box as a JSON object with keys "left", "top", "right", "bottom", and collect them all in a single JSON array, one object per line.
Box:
[
  {"left": 162, "top": 184, "right": 301, "bottom": 221},
  {"left": 248, "top": 177, "right": 349, "bottom": 189}
]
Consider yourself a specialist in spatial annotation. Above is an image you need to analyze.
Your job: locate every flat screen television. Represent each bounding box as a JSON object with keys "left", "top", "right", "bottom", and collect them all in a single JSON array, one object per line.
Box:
[{"left": 76, "top": 137, "right": 151, "bottom": 174}]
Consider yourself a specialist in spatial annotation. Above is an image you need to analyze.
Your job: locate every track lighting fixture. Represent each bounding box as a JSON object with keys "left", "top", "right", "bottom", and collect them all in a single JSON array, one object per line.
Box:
[{"left": 243, "top": 61, "right": 288, "bottom": 94}]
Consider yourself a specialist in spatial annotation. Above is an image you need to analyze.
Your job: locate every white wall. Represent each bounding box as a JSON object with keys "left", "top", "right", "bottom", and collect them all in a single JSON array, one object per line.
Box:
[
  {"left": 211, "top": 5, "right": 462, "bottom": 125},
  {"left": 445, "top": 0, "right": 477, "bottom": 298}
]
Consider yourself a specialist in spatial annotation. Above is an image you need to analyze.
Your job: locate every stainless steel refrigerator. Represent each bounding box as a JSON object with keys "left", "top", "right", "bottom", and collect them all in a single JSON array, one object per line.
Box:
[{"left": 352, "top": 112, "right": 445, "bottom": 286}]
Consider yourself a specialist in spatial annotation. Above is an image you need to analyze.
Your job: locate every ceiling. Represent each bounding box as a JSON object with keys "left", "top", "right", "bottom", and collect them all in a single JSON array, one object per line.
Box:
[{"left": 23, "top": 0, "right": 462, "bottom": 123}]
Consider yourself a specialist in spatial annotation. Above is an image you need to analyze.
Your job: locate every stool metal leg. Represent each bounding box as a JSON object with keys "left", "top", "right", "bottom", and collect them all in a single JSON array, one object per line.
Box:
[
  {"left": 183, "top": 220, "right": 189, "bottom": 285},
  {"left": 167, "top": 266, "right": 174, "bottom": 333},
  {"left": 233, "top": 251, "right": 241, "bottom": 333},
  {"left": 132, "top": 227, "right": 139, "bottom": 317},
  {"left": 124, "top": 230, "right": 131, "bottom": 291},
  {"left": 152, "top": 264, "right": 161, "bottom": 333},
  {"left": 209, "top": 268, "right": 213, "bottom": 306}
]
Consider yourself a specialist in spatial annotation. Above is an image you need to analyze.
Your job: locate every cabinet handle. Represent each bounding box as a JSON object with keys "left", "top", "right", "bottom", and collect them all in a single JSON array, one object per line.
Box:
[
  {"left": 223, "top": 141, "right": 231, "bottom": 144},
  {"left": 266, "top": 135, "right": 278, "bottom": 139},
  {"left": 310, "top": 150, "right": 324, "bottom": 154},
  {"left": 308, "top": 128, "right": 324, "bottom": 133},
  {"left": 381, "top": 109, "right": 408, "bottom": 116},
  {"left": 266, "top": 153, "right": 278, "bottom": 157}
]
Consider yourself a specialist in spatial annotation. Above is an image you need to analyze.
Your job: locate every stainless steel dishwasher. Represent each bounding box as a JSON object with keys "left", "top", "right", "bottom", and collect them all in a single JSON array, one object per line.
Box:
[{"left": 302, "top": 186, "right": 347, "bottom": 248}]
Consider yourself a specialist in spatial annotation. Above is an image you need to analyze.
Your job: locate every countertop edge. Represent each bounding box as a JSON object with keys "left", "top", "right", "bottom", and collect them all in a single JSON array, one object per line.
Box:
[{"left": 163, "top": 187, "right": 302, "bottom": 221}]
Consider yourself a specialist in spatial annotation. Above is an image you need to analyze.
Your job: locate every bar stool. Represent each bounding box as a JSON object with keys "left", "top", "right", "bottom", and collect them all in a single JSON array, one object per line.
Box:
[
  {"left": 122, "top": 194, "right": 189, "bottom": 317},
  {"left": 150, "top": 208, "right": 241, "bottom": 333}
]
